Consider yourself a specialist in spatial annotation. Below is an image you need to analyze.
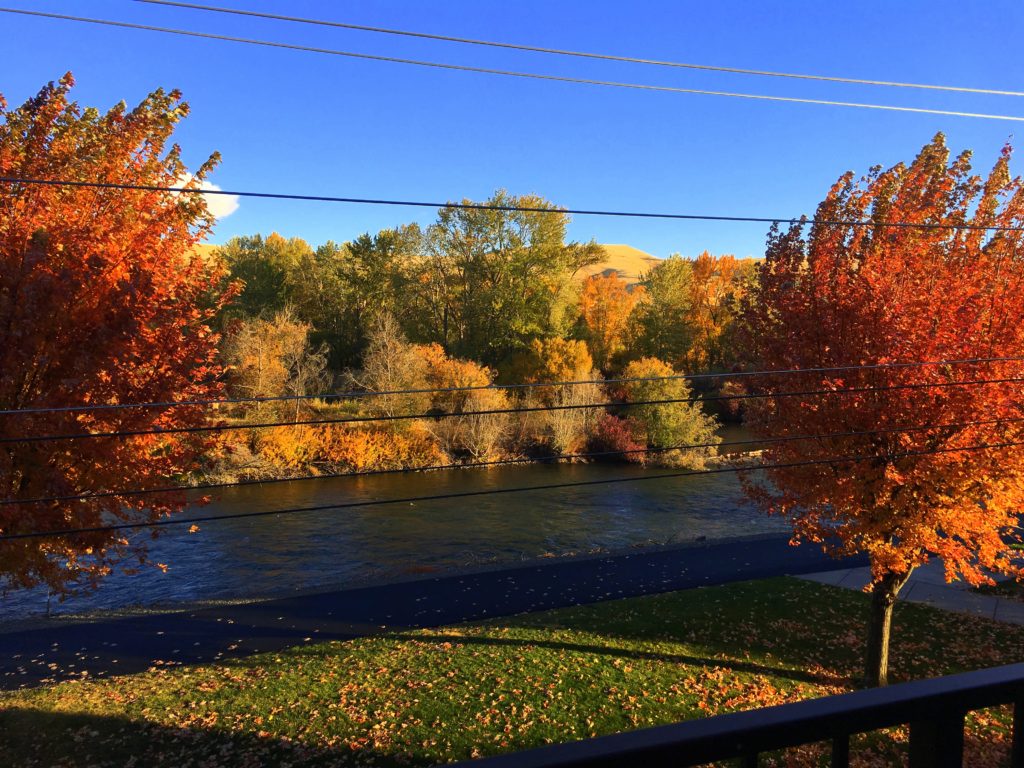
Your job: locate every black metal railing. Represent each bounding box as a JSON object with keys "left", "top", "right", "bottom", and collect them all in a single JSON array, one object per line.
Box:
[{"left": 453, "top": 662, "right": 1024, "bottom": 768}]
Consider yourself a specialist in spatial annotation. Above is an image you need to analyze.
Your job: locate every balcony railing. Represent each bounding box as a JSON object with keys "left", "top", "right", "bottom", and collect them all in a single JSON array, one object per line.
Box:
[{"left": 454, "top": 662, "right": 1024, "bottom": 768}]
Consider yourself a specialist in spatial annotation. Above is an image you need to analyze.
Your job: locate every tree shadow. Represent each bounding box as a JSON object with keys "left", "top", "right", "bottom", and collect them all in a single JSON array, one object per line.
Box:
[
  {"left": 383, "top": 630, "right": 845, "bottom": 686},
  {"left": 0, "top": 707, "right": 435, "bottom": 768}
]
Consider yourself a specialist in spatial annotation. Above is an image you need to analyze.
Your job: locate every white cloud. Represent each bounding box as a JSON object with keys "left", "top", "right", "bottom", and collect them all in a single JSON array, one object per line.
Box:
[
  {"left": 176, "top": 174, "right": 240, "bottom": 220},
  {"left": 199, "top": 180, "right": 240, "bottom": 220}
]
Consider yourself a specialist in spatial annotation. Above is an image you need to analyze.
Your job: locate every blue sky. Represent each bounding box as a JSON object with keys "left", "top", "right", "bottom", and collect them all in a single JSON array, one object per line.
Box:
[{"left": 4, "top": 0, "right": 1024, "bottom": 258}]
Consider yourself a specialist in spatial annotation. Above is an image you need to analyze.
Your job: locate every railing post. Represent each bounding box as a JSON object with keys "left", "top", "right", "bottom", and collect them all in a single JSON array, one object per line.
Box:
[
  {"left": 830, "top": 733, "right": 850, "bottom": 768},
  {"left": 1012, "top": 695, "right": 1024, "bottom": 768},
  {"left": 908, "top": 711, "right": 965, "bottom": 768}
]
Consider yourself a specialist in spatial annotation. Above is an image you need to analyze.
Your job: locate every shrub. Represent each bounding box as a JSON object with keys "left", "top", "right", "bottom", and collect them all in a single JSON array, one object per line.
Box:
[
  {"left": 586, "top": 413, "right": 647, "bottom": 463},
  {"left": 621, "top": 357, "right": 720, "bottom": 467},
  {"left": 316, "top": 424, "right": 446, "bottom": 471}
]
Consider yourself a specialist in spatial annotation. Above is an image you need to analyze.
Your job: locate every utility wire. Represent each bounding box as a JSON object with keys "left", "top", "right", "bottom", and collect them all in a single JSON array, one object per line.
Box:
[
  {"left": 3, "top": 356, "right": 1020, "bottom": 417},
  {"left": 4, "top": 415, "right": 1018, "bottom": 508},
  {"left": 2, "top": 7, "right": 1022, "bottom": 122},
  {"left": 4, "top": 375, "right": 1023, "bottom": 445},
  {"left": 138, "top": 0, "right": 1024, "bottom": 99},
  {"left": 5, "top": 176, "right": 1024, "bottom": 233},
  {"left": 4, "top": 438, "right": 1020, "bottom": 541}
]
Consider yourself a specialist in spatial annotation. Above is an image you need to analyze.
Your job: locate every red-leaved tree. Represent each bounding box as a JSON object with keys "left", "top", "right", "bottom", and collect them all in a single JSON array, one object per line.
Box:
[
  {"left": 0, "top": 75, "right": 232, "bottom": 597},
  {"left": 738, "top": 134, "right": 1024, "bottom": 686}
]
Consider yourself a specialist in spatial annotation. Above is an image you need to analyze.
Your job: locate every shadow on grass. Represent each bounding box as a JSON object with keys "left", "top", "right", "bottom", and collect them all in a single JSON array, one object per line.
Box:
[
  {"left": 0, "top": 707, "right": 434, "bottom": 768},
  {"left": 384, "top": 631, "right": 846, "bottom": 686}
]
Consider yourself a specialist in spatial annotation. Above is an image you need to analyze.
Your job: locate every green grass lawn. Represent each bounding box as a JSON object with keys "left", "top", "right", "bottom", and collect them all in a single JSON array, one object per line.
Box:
[{"left": 2, "top": 577, "right": 1021, "bottom": 767}]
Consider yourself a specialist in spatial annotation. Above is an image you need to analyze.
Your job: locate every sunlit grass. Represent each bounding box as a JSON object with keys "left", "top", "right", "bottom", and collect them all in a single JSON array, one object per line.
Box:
[{"left": 2, "top": 577, "right": 1022, "bottom": 766}]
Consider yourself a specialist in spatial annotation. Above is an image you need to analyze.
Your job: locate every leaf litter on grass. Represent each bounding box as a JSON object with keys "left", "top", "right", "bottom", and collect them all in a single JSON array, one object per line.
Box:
[{"left": 2, "top": 577, "right": 1023, "bottom": 767}]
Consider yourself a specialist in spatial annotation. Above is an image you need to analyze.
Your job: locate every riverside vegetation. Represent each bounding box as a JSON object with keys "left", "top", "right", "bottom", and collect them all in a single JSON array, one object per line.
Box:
[{"left": 203, "top": 218, "right": 754, "bottom": 483}]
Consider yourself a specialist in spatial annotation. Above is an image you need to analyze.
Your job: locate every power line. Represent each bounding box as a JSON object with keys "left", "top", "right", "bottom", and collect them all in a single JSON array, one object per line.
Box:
[
  {"left": 4, "top": 415, "right": 1017, "bottom": 508},
  {"left": 2, "top": 7, "right": 1022, "bottom": 122},
  {"left": 138, "top": 0, "right": 1024, "bottom": 99},
  {"left": 5, "top": 176, "right": 1024, "bottom": 234},
  {"left": 4, "top": 375, "right": 1023, "bottom": 445},
  {"left": 0, "top": 395, "right": 703, "bottom": 444},
  {"left": 3, "top": 357, "right": 1020, "bottom": 417},
  {"left": 3, "top": 438, "right": 1020, "bottom": 541}
]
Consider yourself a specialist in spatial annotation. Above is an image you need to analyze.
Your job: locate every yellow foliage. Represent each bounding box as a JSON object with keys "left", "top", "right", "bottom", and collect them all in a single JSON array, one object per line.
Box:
[
  {"left": 525, "top": 338, "right": 594, "bottom": 383},
  {"left": 251, "top": 424, "right": 446, "bottom": 473},
  {"left": 253, "top": 426, "right": 321, "bottom": 470},
  {"left": 579, "top": 273, "right": 644, "bottom": 369},
  {"left": 316, "top": 425, "right": 446, "bottom": 471}
]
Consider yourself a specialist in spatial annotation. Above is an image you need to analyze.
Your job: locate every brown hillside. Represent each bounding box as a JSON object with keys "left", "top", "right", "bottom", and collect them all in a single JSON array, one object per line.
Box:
[
  {"left": 578, "top": 244, "right": 661, "bottom": 285},
  {"left": 190, "top": 242, "right": 222, "bottom": 264}
]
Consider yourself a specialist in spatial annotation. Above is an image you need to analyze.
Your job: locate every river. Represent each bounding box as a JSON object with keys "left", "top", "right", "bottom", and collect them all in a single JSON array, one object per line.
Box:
[{"left": 2, "top": 428, "right": 789, "bottom": 620}]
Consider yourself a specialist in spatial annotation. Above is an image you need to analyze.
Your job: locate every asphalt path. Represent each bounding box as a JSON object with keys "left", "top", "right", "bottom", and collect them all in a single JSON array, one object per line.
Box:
[{"left": 0, "top": 535, "right": 865, "bottom": 690}]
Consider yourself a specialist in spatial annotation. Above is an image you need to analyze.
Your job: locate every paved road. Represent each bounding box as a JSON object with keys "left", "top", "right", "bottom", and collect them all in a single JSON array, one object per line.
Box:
[{"left": 0, "top": 535, "right": 865, "bottom": 690}]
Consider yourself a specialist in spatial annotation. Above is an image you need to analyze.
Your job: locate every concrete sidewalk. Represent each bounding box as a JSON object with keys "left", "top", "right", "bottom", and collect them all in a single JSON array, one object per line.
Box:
[{"left": 800, "top": 560, "right": 1024, "bottom": 625}]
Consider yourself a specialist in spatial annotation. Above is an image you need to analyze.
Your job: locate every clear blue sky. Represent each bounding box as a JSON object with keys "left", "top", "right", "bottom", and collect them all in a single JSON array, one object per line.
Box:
[{"left": 4, "top": 0, "right": 1024, "bottom": 258}]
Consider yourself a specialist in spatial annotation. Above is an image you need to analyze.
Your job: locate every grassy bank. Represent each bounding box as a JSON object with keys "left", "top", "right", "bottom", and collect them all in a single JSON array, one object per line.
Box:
[{"left": 2, "top": 577, "right": 1022, "bottom": 767}]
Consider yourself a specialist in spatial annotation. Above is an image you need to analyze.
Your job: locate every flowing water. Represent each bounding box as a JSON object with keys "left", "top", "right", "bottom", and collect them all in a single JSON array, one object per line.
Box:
[{"left": 2, "top": 427, "right": 788, "bottom": 620}]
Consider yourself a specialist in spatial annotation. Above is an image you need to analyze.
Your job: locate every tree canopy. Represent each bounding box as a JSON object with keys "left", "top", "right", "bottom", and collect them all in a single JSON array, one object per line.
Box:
[
  {"left": 737, "top": 133, "right": 1024, "bottom": 686},
  {"left": 0, "top": 75, "right": 231, "bottom": 596},
  {"left": 418, "top": 191, "right": 604, "bottom": 364}
]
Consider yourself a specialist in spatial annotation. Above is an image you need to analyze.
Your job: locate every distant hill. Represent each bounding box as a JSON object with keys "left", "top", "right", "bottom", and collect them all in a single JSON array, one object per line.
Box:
[
  {"left": 190, "top": 243, "right": 222, "bottom": 263},
  {"left": 578, "top": 244, "right": 661, "bottom": 285}
]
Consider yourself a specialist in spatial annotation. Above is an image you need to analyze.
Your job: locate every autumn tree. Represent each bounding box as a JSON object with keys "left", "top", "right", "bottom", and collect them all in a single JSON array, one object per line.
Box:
[
  {"left": 579, "top": 273, "right": 644, "bottom": 371},
  {"left": 620, "top": 358, "right": 720, "bottom": 467},
  {"left": 513, "top": 338, "right": 603, "bottom": 456},
  {"left": 686, "top": 252, "right": 747, "bottom": 371},
  {"left": 0, "top": 75, "right": 232, "bottom": 596},
  {"left": 349, "top": 313, "right": 431, "bottom": 419},
  {"left": 221, "top": 308, "right": 329, "bottom": 421},
  {"left": 737, "top": 134, "right": 1024, "bottom": 687},
  {"left": 418, "top": 345, "right": 510, "bottom": 460}
]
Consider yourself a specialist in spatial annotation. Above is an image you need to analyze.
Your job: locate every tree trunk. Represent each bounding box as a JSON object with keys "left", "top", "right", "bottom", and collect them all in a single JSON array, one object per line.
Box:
[{"left": 864, "top": 569, "right": 913, "bottom": 687}]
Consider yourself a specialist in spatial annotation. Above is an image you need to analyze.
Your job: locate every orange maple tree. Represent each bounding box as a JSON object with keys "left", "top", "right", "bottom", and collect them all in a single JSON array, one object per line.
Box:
[
  {"left": 738, "top": 134, "right": 1024, "bottom": 686},
  {"left": 0, "top": 75, "right": 232, "bottom": 597},
  {"left": 685, "top": 252, "right": 743, "bottom": 371},
  {"left": 578, "top": 273, "right": 644, "bottom": 370}
]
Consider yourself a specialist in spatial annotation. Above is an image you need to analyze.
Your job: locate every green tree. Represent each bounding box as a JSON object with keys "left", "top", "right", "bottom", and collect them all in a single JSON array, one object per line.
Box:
[
  {"left": 621, "top": 357, "right": 719, "bottom": 466},
  {"left": 218, "top": 232, "right": 312, "bottom": 319},
  {"left": 285, "top": 240, "right": 352, "bottom": 366},
  {"left": 630, "top": 256, "right": 698, "bottom": 368},
  {"left": 287, "top": 227, "right": 423, "bottom": 367},
  {"left": 415, "top": 190, "right": 603, "bottom": 364},
  {"left": 341, "top": 225, "right": 421, "bottom": 346}
]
